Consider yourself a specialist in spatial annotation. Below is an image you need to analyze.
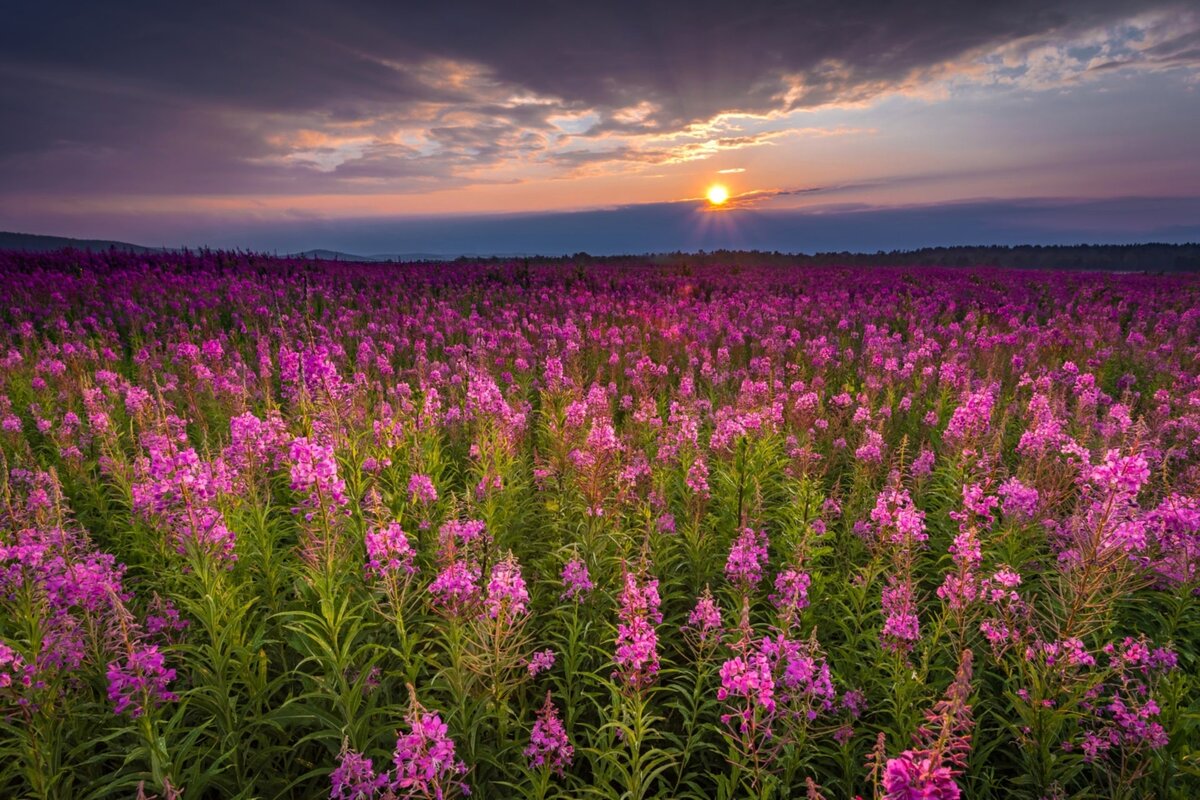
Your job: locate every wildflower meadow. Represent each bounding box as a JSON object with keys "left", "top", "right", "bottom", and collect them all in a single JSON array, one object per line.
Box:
[{"left": 0, "top": 249, "right": 1197, "bottom": 799}]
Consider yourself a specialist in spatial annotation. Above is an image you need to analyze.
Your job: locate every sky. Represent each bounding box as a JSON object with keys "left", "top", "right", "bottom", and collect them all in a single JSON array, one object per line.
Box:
[{"left": 1, "top": 1, "right": 1199, "bottom": 255}]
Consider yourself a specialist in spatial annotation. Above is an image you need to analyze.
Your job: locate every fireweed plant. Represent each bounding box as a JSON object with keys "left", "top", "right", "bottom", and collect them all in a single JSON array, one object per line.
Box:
[{"left": 0, "top": 250, "right": 1197, "bottom": 799}]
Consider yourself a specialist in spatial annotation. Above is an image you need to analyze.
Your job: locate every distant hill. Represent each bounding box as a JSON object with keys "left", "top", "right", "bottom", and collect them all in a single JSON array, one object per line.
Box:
[
  {"left": 1, "top": 231, "right": 1196, "bottom": 271},
  {"left": 622, "top": 243, "right": 1200, "bottom": 272},
  {"left": 290, "top": 249, "right": 463, "bottom": 262},
  {"left": 291, "top": 249, "right": 388, "bottom": 261},
  {"left": 290, "top": 248, "right": 534, "bottom": 261},
  {"left": 0, "top": 231, "right": 161, "bottom": 254}
]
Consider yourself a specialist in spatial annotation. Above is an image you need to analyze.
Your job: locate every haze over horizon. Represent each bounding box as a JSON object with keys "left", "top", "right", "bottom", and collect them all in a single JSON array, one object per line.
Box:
[{"left": 3, "top": 1, "right": 1199, "bottom": 253}]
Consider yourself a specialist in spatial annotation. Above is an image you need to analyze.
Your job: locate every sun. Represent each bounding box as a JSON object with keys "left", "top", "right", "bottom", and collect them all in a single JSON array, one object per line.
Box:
[{"left": 706, "top": 184, "right": 729, "bottom": 206}]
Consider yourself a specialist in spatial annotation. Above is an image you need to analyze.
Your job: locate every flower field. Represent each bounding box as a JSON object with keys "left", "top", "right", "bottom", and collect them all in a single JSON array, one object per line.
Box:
[{"left": 0, "top": 249, "right": 1198, "bottom": 799}]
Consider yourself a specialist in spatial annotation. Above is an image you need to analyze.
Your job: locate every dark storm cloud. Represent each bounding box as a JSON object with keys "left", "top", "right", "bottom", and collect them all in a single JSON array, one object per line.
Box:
[
  {"left": 1, "top": 1, "right": 1176, "bottom": 122},
  {"left": 0, "top": 0, "right": 1190, "bottom": 196}
]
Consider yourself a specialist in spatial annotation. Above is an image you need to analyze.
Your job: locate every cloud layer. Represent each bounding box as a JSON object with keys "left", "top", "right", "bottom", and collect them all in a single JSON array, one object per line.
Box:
[{"left": 3, "top": 1, "right": 1197, "bottom": 202}]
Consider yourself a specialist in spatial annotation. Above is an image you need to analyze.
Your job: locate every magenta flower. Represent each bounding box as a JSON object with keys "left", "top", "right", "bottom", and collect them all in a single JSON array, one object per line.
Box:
[
  {"left": 717, "top": 652, "right": 776, "bottom": 734},
  {"left": 881, "top": 577, "right": 920, "bottom": 654},
  {"left": 943, "top": 384, "right": 996, "bottom": 448},
  {"left": 682, "top": 588, "right": 723, "bottom": 651},
  {"left": 936, "top": 529, "right": 981, "bottom": 613},
  {"left": 131, "top": 441, "right": 237, "bottom": 564},
  {"left": 525, "top": 693, "right": 574, "bottom": 775},
  {"left": 365, "top": 522, "right": 416, "bottom": 581},
  {"left": 527, "top": 649, "right": 556, "bottom": 678},
  {"left": 725, "top": 528, "right": 769, "bottom": 592},
  {"left": 483, "top": 554, "right": 530, "bottom": 624},
  {"left": 329, "top": 750, "right": 388, "bottom": 800},
  {"left": 408, "top": 473, "right": 438, "bottom": 505},
  {"left": 770, "top": 569, "right": 811, "bottom": 629},
  {"left": 429, "top": 561, "right": 481, "bottom": 618},
  {"left": 289, "top": 436, "right": 349, "bottom": 509},
  {"left": 560, "top": 557, "right": 593, "bottom": 601},
  {"left": 685, "top": 458, "right": 710, "bottom": 498},
  {"left": 870, "top": 486, "right": 927, "bottom": 547},
  {"left": 613, "top": 569, "right": 662, "bottom": 690},
  {"left": 438, "top": 519, "right": 490, "bottom": 557},
  {"left": 997, "top": 478, "right": 1039, "bottom": 521},
  {"left": 391, "top": 706, "right": 469, "bottom": 799},
  {"left": 1089, "top": 450, "right": 1150, "bottom": 498},
  {"left": 106, "top": 644, "right": 178, "bottom": 718},
  {"left": 0, "top": 642, "right": 33, "bottom": 694},
  {"left": 882, "top": 750, "right": 961, "bottom": 800}
]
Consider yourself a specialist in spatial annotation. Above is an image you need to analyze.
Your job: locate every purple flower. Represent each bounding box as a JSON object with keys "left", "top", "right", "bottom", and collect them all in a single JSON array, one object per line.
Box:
[
  {"left": 106, "top": 644, "right": 178, "bottom": 718},
  {"left": 527, "top": 649, "right": 556, "bottom": 678},
  {"left": 560, "top": 557, "right": 594, "bottom": 601},
  {"left": 289, "top": 437, "right": 349, "bottom": 509},
  {"left": 483, "top": 554, "right": 529, "bottom": 624},
  {"left": 408, "top": 473, "right": 438, "bottom": 505},
  {"left": 882, "top": 750, "right": 961, "bottom": 800},
  {"left": 329, "top": 750, "right": 388, "bottom": 800},
  {"left": 943, "top": 385, "right": 996, "bottom": 448},
  {"left": 438, "top": 519, "right": 490, "bottom": 555},
  {"left": 682, "top": 588, "right": 723, "bottom": 650},
  {"left": 525, "top": 693, "right": 573, "bottom": 775},
  {"left": 429, "top": 561, "right": 481, "bottom": 617},
  {"left": 997, "top": 478, "right": 1039, "bottom": 522},
  {"left": 717, "top": 652, "right": 776, "bottom": 734},
  {"left": 613, "top": 570, "right": 662, "bottom": 690},
  {"left": 365, "top": 522, "right": 416, "bottom": 581},
  {"left": 0, "top": 642, "right": 33, "bottom": 694},
  {"left": 770, "top": 569, "right": 811, "bottom": 629},
  {"left": 685, "top": 458, "right": 710, "bottom": 498},
  {"left": 725, "top": 528, "right": 769, "bottom": 592},
  {"left": 1089, "top": 450, "right": 1150, "bottom": 498},
  {"left": 131, "top": 440, "right": 237, "bottom": 564},
  {"left": 936, "top": 529, "right": 981, "bottom": 613},
  {"left": 870, "top": 487, "right": 927, "bottom": 548},
  {"left": 881, "top": 577, "right": 920, "bottom": 654},
  {"left": 391, "top": 706, "right": 470, "bottom": 798}
]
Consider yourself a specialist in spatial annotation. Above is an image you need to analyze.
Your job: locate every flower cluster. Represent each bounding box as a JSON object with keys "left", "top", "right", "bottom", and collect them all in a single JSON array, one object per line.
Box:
[
  {"left": 391, "top": 706, "right": 469, "bottom": 798},
  {"left": 329, "top": 695, "right": 468, "bottom": 799},
  {"left": 682, "top": 588, "right": 724, "bottom": 653},
  {"left": 613, "top": 569, "right": 662, "bottom": 690},
  {"left": 870, "top": 486, "right": 927, "bottom": 548},
  {"left": 560, "top": 557, "right": 593, "bottom": 601},
  {"left": 483, "top": 555, "right": 530, "bottom": 625},
  {"left": 106, "top": 644, "right": 178, "bottom": 718},
  {"left": 131, "top": 438, "right": 236, "bottom": 564},
  {"left": 881, "top": 577, "right": 921, "bottom": 654},
  {"left": 718, "top": 652, "right": 776, "bottom": 735},
  {"left": 725, "top": 528, "right": 769, "bottom": 592},
  {"left": 525, "top": 693, "right": 574, "bottom": 775},
  {"left": 365, "top": 522, "right": 416, "bottom": 581},
  {"left": 770, "top": 569, "right": 811, "bottom": 630},
  {"left": 527, "top": 649, "right": 555, "bottom": 678},
  {"left": 329, "top": 750, "right": 388, "bottom": 800},
  {"left": 289, "top": 437, "right": 349, "bottom": 512},
  {"left": 429, "top": 561, "right": 482, "bottom": 618}
]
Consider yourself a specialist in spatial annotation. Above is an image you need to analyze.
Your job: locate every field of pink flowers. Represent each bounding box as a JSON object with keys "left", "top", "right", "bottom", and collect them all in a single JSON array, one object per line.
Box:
[{"left": 0, "top": 249, "right": 1198, "bottom": 799}]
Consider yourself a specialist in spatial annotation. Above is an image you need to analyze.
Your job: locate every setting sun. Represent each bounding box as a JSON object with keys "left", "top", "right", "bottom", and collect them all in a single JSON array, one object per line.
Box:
[{"left": 706, "top": 184, "right": 729, "bottom": 205}]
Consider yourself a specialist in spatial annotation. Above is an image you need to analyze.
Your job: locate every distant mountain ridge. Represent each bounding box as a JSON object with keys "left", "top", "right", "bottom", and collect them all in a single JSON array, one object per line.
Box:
[
  {"left": 0, "top": 234, "right": 522, "bottom": 262},
  {"left": 0, "top": 231, "right": 161, "bottom": 253},
  {"left": 290, "top": 249, "right": 474, "bottom": 262},
  {"left": 1, "top": 230, "right": 1197, "bottom": 271}
]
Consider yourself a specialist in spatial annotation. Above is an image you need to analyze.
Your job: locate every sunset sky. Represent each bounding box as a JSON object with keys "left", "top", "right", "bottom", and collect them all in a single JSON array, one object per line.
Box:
[{"left": 2, "top": 1, "right": 1199, "bottom": 254}]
